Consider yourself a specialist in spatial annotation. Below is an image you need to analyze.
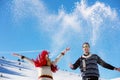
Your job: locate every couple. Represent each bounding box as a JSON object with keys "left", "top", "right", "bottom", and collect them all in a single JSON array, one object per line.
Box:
[{"left": 13, "top": 42, "right": 120, "bottom": 80}]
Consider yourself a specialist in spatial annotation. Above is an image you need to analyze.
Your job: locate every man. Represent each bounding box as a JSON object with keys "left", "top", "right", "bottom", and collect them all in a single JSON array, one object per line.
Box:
[
  {"left": 69, "top": 42, "right": 120, "bottom": 80},
  {"left": 13, "top": 47, "right": 70, "bottom": 80}
]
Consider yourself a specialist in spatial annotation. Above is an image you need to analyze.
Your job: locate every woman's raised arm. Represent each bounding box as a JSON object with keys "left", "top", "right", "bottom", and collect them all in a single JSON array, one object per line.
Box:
[
  {"left": 53, "top": 47, "right": 70, "bottom": 65},
  {"left": 12, "top": 53, "right": 34, "bottom": 65}
]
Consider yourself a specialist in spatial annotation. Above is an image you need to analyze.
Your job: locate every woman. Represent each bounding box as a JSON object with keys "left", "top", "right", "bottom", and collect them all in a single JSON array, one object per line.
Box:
[{"left": 13, "top": 48, "right": 70, "bottom": 80}]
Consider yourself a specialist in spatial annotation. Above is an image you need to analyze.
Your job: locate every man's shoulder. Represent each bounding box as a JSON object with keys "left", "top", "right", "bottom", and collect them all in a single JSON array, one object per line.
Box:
[
  {"left": 91, "top": 54, "right": 99, "bottom": 57},
  {"left": 92, "top": 54, "right": 97, "bottom": 56}
]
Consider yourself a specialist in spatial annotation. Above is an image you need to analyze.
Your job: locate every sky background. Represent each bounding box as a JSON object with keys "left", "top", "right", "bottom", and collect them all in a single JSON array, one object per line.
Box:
[{"left": 0, "top": 0, "right": 120, "bottom": 79}]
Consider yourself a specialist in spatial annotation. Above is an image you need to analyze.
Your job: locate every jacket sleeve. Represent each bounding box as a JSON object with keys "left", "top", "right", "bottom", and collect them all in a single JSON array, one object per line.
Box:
[
  {"left": 71, "top": 58, "right": 81, "bottom": 70},
  {"left": 97, "top": 55, "right": 115, "bottom": 70}
]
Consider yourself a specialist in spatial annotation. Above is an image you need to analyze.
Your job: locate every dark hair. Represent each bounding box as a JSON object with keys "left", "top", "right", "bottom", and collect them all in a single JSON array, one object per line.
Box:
[{"left": 82, "top": 42, "right": 90, "bottom": 48}]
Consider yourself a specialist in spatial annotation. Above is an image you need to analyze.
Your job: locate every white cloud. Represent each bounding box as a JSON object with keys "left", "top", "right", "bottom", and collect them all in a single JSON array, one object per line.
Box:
[
  {"left": 74, "top": 0, "right": 117, "bottom": 45},
  {"left": 11, "top": 0, "right": 47, "bottom": 22},
  {"left": 11, "top": 0, "right": 119, "bottom": 53}
]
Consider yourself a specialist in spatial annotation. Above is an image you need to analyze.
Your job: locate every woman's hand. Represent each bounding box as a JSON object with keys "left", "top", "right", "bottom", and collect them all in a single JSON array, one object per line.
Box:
[
  {"left": 62, "top": 47, "right": 70, "bottom": 54},
  {"left": 13, "top": 53, "right": 21, "bottom": 57}
]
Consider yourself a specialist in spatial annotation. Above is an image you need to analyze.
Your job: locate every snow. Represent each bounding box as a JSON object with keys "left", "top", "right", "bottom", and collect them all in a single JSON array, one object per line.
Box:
[
  {"left": 0, "top": 58, "right": 81, "bottom": 80},
  {"left": 0, "top": 58, "right": 119, "bottom": 80}
]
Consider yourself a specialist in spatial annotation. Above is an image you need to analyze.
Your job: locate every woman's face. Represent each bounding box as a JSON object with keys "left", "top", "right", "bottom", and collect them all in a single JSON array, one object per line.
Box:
[{"left": 45, "top": 54, "right": 49, "bottom": 60}]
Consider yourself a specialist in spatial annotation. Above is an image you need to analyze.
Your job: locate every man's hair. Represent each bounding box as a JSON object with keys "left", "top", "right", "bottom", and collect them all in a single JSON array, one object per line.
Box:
[{"left": 82, "top": 42, "right": 90, "bottom": 48}]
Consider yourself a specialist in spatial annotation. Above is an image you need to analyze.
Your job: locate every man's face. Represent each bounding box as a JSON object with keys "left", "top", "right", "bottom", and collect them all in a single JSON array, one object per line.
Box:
[{"left": 82, "top": 44, "right": 90, "bottom": 53}]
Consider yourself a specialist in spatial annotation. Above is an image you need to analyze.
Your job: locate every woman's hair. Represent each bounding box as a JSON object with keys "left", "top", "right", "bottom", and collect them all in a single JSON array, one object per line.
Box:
[
  {"left": 32, "top": 50, "right": 48, "bottom": 67},
  {"left": 32, "top": 50, "right": 58, "bottom": 72}
]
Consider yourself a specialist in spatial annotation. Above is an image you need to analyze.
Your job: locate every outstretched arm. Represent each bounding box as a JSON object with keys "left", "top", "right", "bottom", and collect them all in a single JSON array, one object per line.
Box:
[
  {"left": 13, "top": 53, "right": 34, "bottom": 65},
  {"left": 97, "top": 55, "right": 120, "bottom": 72},
  {"left": 53, "top": 47, "right": 70, "bottom": 65},
  {"left": 69, "top": 58, "right": 81, "bottom": 70}
]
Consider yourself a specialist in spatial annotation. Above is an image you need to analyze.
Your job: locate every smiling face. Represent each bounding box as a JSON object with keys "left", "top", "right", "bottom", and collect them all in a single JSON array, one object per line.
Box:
[{"left": 82, "top": 43, "right": 90, "bottom": 55}]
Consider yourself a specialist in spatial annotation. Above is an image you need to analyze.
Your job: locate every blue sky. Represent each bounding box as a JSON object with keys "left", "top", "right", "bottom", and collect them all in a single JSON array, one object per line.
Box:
[{"left": 0, "top": 0, "right": 120, "bottom": 79}]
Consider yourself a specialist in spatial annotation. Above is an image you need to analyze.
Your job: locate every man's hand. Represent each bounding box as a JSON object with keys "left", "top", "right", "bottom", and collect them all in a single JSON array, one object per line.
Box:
[
  {"left": 69, "top": 63, "right": 74, "bottom": 69},
  {"left": 115, "top": 67, "right": 120, "bottom": 72}
]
